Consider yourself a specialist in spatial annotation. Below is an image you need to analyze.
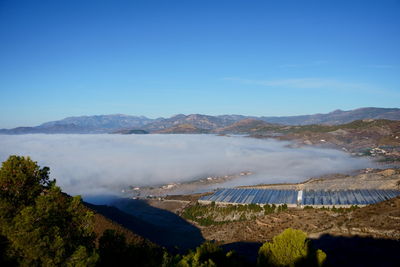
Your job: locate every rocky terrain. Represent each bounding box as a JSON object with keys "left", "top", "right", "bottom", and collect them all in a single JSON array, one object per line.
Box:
[{"left": 196, "top": 195, "right": 400, "bottom": 243}]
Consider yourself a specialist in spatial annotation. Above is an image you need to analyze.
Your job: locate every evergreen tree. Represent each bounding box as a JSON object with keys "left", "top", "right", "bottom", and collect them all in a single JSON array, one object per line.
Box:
[
  {"left": 0, "top": 156, "right": 98, "bottom": 266},
  {"left": 0, "top": 156, "right": 52, "bottom": 222}
]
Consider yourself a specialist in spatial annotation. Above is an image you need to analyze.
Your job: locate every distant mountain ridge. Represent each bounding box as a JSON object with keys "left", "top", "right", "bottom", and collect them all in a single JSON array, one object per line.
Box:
[
  {"left": 213, "top": 118, "right": 278, "bottom": 134},
  {"left": 260, "top": 107, "right": 400, "bottom": 125},
  {"left": 0, "top": 114, "right": 155, "bottom": 134},
  {"left": 40, "top": 114, "right": 153, "bottom": 130},
  {"left": 142, "top": 114, "right": 241, "bottom": 132},
  {"left": 1, "top": 107, "right": 399, "bottom": 134}
]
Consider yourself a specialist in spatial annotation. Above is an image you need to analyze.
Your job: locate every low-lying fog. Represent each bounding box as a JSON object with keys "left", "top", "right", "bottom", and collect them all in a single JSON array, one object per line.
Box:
[{"left": 0, "top": 134, "right": 372, "bottom": 197}]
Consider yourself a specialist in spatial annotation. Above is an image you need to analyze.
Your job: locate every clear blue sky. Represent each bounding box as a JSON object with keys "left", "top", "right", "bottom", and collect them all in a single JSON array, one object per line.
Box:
[{"left": 0, "top": 0, "right": 399, "bottom": 128}]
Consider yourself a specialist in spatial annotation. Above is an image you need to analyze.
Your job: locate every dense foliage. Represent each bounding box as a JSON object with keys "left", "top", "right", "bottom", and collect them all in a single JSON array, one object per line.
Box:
[
  {"left": 0, "top": 156, "right": 98, "bottom": 266},
  {"left": 0, "top": 155, "right": 52, "bottom": 221}
]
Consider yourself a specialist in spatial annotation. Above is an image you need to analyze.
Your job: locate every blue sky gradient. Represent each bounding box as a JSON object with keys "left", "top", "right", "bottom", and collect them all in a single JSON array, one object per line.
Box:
[{"left": 0, "top": 0, "right": 399, "bottom": 128}]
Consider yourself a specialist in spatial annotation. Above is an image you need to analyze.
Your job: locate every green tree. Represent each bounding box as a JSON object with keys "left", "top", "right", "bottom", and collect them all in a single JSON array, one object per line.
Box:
[
  {"left": 6, "top": 186, "right": 98, "bottom": 266},
  {"left": 0, "top": 156, "right": 52, "bottom": 221},
  {"left": 257, "top": 228, "right": 326, "bottom": 267},
  {"left": 0, "top": 156, "right": 98, "bottom": 266}
]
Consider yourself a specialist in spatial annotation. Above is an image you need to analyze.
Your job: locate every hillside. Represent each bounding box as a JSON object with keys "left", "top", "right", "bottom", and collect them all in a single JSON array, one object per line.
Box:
[
  {"left": 273, "top": 119, "right": 400, "bottom": 160},
  {"left": 86, "top": 203, "right": 153, "bottom": 246},
  {"left": 0, "top": 124, "right": 89, "bottom": 134},
  {"left": 260, "top": 107, "right": 400, "bottom": 125},
  {"left": 40, "top": 114, "right": 153, "bottom": 130},
  {"left": 154, "top": 124, "right": 210, "bottom": 134},
  {"left": 178, "top": 196, "right": 400, "bottom": 243},
  {"left": 213, "top": 118, "right": 279, "bottom": 134},
  {"left": 142, "top": 114, "right": 238, "bottom": 132}
]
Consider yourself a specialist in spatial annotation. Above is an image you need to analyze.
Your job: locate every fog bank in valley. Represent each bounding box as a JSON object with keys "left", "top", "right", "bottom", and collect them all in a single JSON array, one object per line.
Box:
[{"left": 0, "top": 134, "right": 372, "bottom": 196}]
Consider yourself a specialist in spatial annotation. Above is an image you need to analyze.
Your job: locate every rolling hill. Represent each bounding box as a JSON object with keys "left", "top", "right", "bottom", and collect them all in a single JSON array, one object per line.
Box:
[{"left": 260, "top": 107, "right": 400, "bottom": 125}]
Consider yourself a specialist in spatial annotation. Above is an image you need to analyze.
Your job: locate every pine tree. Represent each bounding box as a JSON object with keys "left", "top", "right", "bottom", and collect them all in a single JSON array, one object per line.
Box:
[{"left": 0, "top": 156, "right": 98, "bottom": 266}]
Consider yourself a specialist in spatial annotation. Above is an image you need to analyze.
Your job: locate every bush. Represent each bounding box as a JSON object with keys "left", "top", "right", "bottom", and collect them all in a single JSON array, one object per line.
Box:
[
  {"left": 174, "top": 241, "right": 244, "bottom": 267},
  {"left": 277, "top": 204, "right": 288, "bottom": 212},
  {"left": 257, "top": 228, "right": 326, "bottom": 267},
  {"left": 263, "top": 204, "right": 275, "bottom": 215}
]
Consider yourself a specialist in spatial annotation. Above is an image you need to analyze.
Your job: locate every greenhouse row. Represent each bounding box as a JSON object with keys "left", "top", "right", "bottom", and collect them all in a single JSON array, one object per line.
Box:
[{"left": 199, "top": 188, "right": 400, "bottom": 206}]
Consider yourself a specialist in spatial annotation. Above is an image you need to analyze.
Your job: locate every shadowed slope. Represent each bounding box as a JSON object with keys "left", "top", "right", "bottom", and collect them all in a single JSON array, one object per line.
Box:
[{"left": 87, "top": 199, "right": 205, "bottom": 252}]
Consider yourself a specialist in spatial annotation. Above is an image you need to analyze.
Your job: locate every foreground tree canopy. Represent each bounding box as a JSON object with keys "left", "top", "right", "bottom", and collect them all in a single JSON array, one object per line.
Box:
[
  {"left": 0, "top": 155, "right": 326, "bottom": 266},
  {"left": 0, "top": 156, "right": 98, "bottom": 266}
]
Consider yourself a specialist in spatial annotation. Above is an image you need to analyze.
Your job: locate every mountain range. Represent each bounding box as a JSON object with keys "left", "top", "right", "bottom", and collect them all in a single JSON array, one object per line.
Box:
[{"left": 1, "top": 107, "right": 399, "bottom": 134}]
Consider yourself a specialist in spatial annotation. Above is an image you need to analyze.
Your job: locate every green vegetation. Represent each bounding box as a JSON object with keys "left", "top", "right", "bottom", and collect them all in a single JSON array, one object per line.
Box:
[
  {"left": 182, "top": 202, "right": 288, "bottom": 226},
  {"left": 258, "top": 228, "right": 326, "bottom": 267},
  {"left": 303, "top": 205, "right": 359, "bottom": 213},
  {"left": 164, "top": 241, "right": 244, "bottom": 267},
  {"left": 264, "top": 204, "right": 276, "bottom": 214},
  {"left": 0, "top": 156, "right": 98, "bottom": 266}
]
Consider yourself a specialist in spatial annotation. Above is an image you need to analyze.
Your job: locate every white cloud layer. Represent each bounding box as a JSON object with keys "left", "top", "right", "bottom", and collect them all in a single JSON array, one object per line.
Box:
[{"left": 0, "top": 134, "right": 372, "bottom": 196}]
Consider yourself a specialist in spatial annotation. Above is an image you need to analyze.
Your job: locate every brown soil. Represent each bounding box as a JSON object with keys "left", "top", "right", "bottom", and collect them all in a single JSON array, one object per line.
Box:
[{"left": 197, "top": 196, "right": 400, "bottom": 244}]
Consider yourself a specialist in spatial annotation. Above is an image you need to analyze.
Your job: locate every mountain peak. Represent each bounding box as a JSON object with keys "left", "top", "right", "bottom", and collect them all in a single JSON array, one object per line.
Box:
[{"left": 329, "top": 109, "right": 344, "bottom": 114}]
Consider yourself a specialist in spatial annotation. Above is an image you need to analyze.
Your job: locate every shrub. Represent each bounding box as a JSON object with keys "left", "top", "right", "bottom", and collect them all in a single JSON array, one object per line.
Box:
[
  {"left": 264, "top": 204, "right": 275, "bottom": 215},
  {"left": 175, "top": 241, "right": 244, "bottom": 267},
  {"left": 257, "top": 228, "right": 326, "bottom": 267}
]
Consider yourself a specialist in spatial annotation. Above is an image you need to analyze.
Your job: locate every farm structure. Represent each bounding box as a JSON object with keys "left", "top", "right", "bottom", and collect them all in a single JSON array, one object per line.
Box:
[{"left": 199, "top": 188, "right": 400, "bottom": 208}]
